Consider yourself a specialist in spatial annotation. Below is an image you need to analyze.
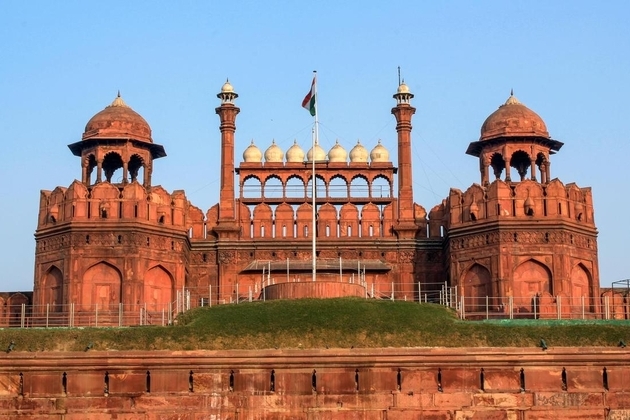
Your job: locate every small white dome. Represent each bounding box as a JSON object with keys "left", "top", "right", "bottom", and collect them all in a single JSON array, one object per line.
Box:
[
  {"left": 307, "top": 140, "right": 327, "bottom": 162},
  {"left": 243, "top": 139, "right": 263, "bottom": 162},
  {"left": 286, "top": 140, "right": 305, "bottom": 163},
  {"left": 369, "top": 139, "right": 389, "bottom": 162},
  {"left": 349, "top": 140, "right": 368, "bottom": 163},
  {"left": 328, "top": 140, "right": 347, "bottom": 162},
  {"left": 264, "top": 140, "right": 284, "bottom": 162}
]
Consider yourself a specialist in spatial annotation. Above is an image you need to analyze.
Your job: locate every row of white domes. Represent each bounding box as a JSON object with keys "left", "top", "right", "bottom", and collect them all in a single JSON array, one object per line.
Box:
[{"left": 243, "top": 139, "right": 390, "bottom": 163}]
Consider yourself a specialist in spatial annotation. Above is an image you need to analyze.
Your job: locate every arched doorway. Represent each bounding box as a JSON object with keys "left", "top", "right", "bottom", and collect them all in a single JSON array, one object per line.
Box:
[
  {"left": 462, "top": 264, "right": 492, "bottom": 312},
  {"left": 513, "top": 260, "right": 552, "bottom": 311},
  {"left": 82, "top": 262, "right": 122, "bottom": 311},
  {"left": 570, "top": 264, "right": 593, "bottom": 311},
  {"left": 143, "top": 266, "right": 173, "bottom": 312},
  {"left": 42, "top": 266, "right": 63, "bottom": 312}
]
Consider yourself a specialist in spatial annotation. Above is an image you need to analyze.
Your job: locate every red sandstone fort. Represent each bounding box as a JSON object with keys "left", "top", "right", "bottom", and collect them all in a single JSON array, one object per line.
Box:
[{"left": 2, "top": 80, "right": 627, "bottom": 419}]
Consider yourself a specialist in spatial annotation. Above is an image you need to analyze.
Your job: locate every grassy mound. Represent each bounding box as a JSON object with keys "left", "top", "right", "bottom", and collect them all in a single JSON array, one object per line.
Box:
[{"left": 0, "top": 298, "right": 628, "bottom": 352}]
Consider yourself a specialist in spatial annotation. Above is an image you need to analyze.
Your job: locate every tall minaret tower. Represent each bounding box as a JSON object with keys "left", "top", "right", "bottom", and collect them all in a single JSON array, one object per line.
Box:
[
  {"left": 215, "top": 80, "right": 240, "bottom": 238},
  {"left": 391, "top": 81, "right": 417, "bottom": 238}
]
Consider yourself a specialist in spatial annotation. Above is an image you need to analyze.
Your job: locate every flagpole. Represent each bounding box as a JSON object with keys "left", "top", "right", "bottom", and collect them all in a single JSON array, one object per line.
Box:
[{"left": 312, "top": 70, "right": 318, "bottom": 282}]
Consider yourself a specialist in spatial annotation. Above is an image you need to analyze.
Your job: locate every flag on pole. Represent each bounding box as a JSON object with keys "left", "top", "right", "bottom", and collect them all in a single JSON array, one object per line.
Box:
[{"left": 301, "top": 76, "right": 316, "bottom": 116}]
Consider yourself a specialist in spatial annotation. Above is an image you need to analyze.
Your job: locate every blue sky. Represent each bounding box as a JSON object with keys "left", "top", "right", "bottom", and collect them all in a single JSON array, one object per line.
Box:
[{"left": 1, "top": 1, "right": 628, "bottom": 290}]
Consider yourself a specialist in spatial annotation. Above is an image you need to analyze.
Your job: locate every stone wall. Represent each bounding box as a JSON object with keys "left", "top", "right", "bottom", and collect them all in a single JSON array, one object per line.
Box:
[{"left": 1, "top": 347, "right": 629, "bottom": 419}]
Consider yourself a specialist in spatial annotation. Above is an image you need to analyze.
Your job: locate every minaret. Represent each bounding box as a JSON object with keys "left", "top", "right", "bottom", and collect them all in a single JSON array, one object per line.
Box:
[
  {"left": 215, "top": 80, "right": 240, "bottom": 237},
  {"left": 391, "top": 81, "right": 417, "bottom": 236}
]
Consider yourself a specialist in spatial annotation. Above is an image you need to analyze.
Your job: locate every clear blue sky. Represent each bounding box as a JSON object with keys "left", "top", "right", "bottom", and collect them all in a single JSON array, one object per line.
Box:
[{"left": 1, "top": 1, "right": 628, "bottom": 291}]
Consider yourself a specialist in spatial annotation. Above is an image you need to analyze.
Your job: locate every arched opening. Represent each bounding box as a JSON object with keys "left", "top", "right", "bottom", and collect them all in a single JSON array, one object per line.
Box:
[
  {"left": 263, "top": 176, "right": 283, "bottom": 199},
  {"left": 242, "top": 176, "right": 262, "bottom": 198},
  {"left": 286, "top": 176, "right": 305, "bottom": 198},
  {"left": 329, "top": 175, "right": 348, "bottom": 198},
  {"left": 86, "top": 154, "right": 98, "bottom": 185},
  {"left": 490, "top": 153, "right": 505, "bottom": 181},
  {"left": 349, "top": 175, "right": 369, "bottom": 198},
  {"left": 306, "top": 175, "right": 326, "bottom": 199},
  {"left": 513, "top": 260, "right": 552, "bottom": 311},
  {"left": 372, "top": 175, "right": 391, "bottom": 198},
  {"left": 81, "top": 262, "right": 122, "bottom": 311},
  {"left": 42, "top": 266, "right": 63, "bottom": 312},
  {"left": 128, "top": 154, "right": 144, "bottom": 183},
  {"left": 570, "top": 264, "right": 593, "bottom": 311},
  {"left": 510, "top": 150, "right": 531, "bottom": 181},
  {"left": 102, "top": 152, "right": 124, "bottom": 183},
  {"left": 143, "top": 266, "right": 173, "bottom": 312},
  {"left": 462, "top": 263, "right": 492, "bottom": 312}
]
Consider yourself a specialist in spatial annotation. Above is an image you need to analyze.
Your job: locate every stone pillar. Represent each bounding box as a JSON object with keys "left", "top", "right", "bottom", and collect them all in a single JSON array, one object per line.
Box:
[
  {"left": 530, "top": 159, "right": 536, "bottom": 181},
  {"left": 391, "top": 83, "right": 416, "bottom": 238},
  {"left": 122, "top": 161, "right": 129, "bottom": 184},
  {"left": 96, "top": 159, "right": 103, "bottom": 183}
]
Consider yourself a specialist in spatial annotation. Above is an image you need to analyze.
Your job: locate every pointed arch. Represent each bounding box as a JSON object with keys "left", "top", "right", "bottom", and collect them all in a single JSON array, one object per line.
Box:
[
  {"left": 42, "top": 265, "right": 64, "bottom": 312},
  {"left": 570, "top": 263, "right": 593, "bottom": 309},
  {"left": 82, "top": 261, "right": 122, "bottom": 311},
  {"left": 143, "top": 266, "right": 173, "bottom": 311},
  {"left": 513, "top": 259, "right": 552, "bottom": 309},
  {"left": 462, "top": 263, "right": 492, "bottom": 312},
  {"left": 102, "top": 152, "right": 124, "bottom": 183}
]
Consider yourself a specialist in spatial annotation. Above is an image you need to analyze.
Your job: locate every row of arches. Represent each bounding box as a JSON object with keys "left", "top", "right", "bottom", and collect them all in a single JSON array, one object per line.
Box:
[
  {"left": 462, "top": 260, "right": 593, "bottom": 312},
  {"left": 83, "top": 152, "right": 150, "bottom": 186},
  {"left": 241, "top": 175, "right": 392, "bottom": 200},
  {"left": 40, "top": 263, "right": 174, "bottom": 312},
  {"left": 238, "top": 202, "right": 395, "bottom": 239}
]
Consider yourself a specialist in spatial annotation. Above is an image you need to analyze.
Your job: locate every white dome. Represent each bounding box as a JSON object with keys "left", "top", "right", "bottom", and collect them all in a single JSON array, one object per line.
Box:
[
  {"left": 286, "top": 140, "right": 305, "bottom": 163},
  {"left": 243, "top": 139, "right": 263, "bottom": 162},
  {"left": 349, "top": 140, "right": 368, "bottom": 163},
  {"left": 264, "top": 140, "right": 284, "bottom": 163},
  {"left": 307, "top": 140, "right": 327, "bottom": 162},
  {"left": 370, "top": 139, "right": 389, "bottom": 162},
  {"left": 328, "top": 140, "right": 347, "bottom": 162}
]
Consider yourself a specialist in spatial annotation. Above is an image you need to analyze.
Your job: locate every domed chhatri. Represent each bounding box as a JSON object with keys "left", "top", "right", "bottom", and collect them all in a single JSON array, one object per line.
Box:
[
  {"left": 286, "top": 140, "right": 305, "bottom": 163},
  {"left": 83, "top": 92, "right": 152, "bottom": 143},
  {"left": 264, "top": 140, "right": 284, "bottom": 163},
  {"left": 307, "top": 140, "right": 327, "bottom": 162},
  {"left": 221, "top": 79, "right": 235, "bottom": 93},
  {"left": 480, "top": 92, "right": 550, "bottom": 141},
  {"left": 328, "top": 140, "right": 348, "bottom": 162},
  {"left": 243, "top": 139, "right": 263, "bottom": 163},
  {"left": 370, "top": 139, "right": 389, "bottom": 162},
  {"left": 349, "top": 140, "right": 369, "bottom": 163}
]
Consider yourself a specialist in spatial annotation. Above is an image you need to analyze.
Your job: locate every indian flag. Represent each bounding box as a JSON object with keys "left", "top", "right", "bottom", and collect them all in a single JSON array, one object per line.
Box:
[{"left": 301, "top": 76, "right": 316, "bottom": 116}]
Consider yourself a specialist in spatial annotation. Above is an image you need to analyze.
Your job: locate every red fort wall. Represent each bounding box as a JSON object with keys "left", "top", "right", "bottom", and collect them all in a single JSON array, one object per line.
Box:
[{"left": 1, "top": 347, "right": 628, "bottom": 419}]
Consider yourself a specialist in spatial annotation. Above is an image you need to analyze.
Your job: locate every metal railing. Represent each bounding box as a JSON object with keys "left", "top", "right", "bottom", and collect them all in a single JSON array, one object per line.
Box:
[{"left": 2, "top": 283, "right": 626, "bottom": 328}]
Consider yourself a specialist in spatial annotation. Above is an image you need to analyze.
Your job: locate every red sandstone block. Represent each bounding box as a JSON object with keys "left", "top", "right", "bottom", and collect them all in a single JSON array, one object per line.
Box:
[
  {"left": 194, "top": 410, "right": 238, "bottom": 420},
  {"left": 393, "top": 391, "right": 432, "bottom": 408},
  {"left": 356, "top": 369, "right": 397, "bottom": 393},
  {"left": 145, "top": 412, "right": 196, "bottom": 420},
  {"left": 234, "top": 370, "right": 269, "bottom": 393},
  {"left": 454, "top": 409, "right": 510, "bottom": 420},
  {"left": 66, "top": 372, "right": 106, "bottom": 395},
  {"left": 24, "top": 372, "right": 63, "bottom": 396},
  {"left": 334, "top": 393, "right": 393, "bottom": 410},
  {"left": 524, "top": 408, "right": 604, "bottom": 420},
  {"left": 608, "top": 409, "right": 630, "bottom": 420},
  {"left": 275, "top": 370, "right": 317, "bottom": 395},
  {"left": 433, "top": 391, "right": 472, "bottom": 408},
  {"left": 133, "top": 394, "right": 208, "bottom": 410},
  {"left": 605, "top": 392, "right": 630, "bottom": 409},
  {"left": 109, "top": 371, "right": 147, "bottom": 394},
  {"left": 440, "top": 368, "right": 480, "bottom": 392},
  {"left": 534, "top": 391, "right": 603, "bottom": 407},
  {"left": 523, "top": 368, "right": 563, "bottom": 392},
  {"left": 317, "top": 370, "right": 357, "bottom": 394},
  {"left": 607, "top": 368, "right": 630, "bottom": 392},
  {"left": 62, "top": 395, "right": 134, "bottom": 411},
  {"left": 0, "top": 374, "right": 20, "bottom": 396},
  {"left": 568, "top": 368, "right": 605, "bottom": 391},
  {"left": 482, "top": 370, "right": 521, "bottom": 392},
  {"left": 193, "top": 372, "right": 225, "bottom": 393},
  {"left": 472, "top": 392, "right": 533, "bottom": 408},
  {"left": 150, "top": 370, "right": 190, "bottom": 393},
  {"left": 63, "top": 414, "right": 112, "bottom": 420},
  {"left": 403, "top": 370, "right": 440, "bottom": 393}
]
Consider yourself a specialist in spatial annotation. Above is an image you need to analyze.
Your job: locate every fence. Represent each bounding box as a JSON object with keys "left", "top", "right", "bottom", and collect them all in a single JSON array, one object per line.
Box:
[{"left": 2, "top": 282, "right": 626, "bottom": 328}]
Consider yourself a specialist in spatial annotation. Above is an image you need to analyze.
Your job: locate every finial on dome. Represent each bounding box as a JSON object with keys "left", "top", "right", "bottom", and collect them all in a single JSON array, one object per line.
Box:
[
  {"left": 108, "top": 91, "right": 128, "bottom": 108},
  {"left": 218, "top": 78, "right": 238, "bottom": 103},
  {"left": 504, "top": 90, "right": 521, "bottom": 106}
]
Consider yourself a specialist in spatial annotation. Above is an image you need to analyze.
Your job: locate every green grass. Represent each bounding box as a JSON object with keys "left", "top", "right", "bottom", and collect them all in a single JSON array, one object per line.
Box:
[{"left": 0, "top": 298, "right": 628, "bottom": 352}]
